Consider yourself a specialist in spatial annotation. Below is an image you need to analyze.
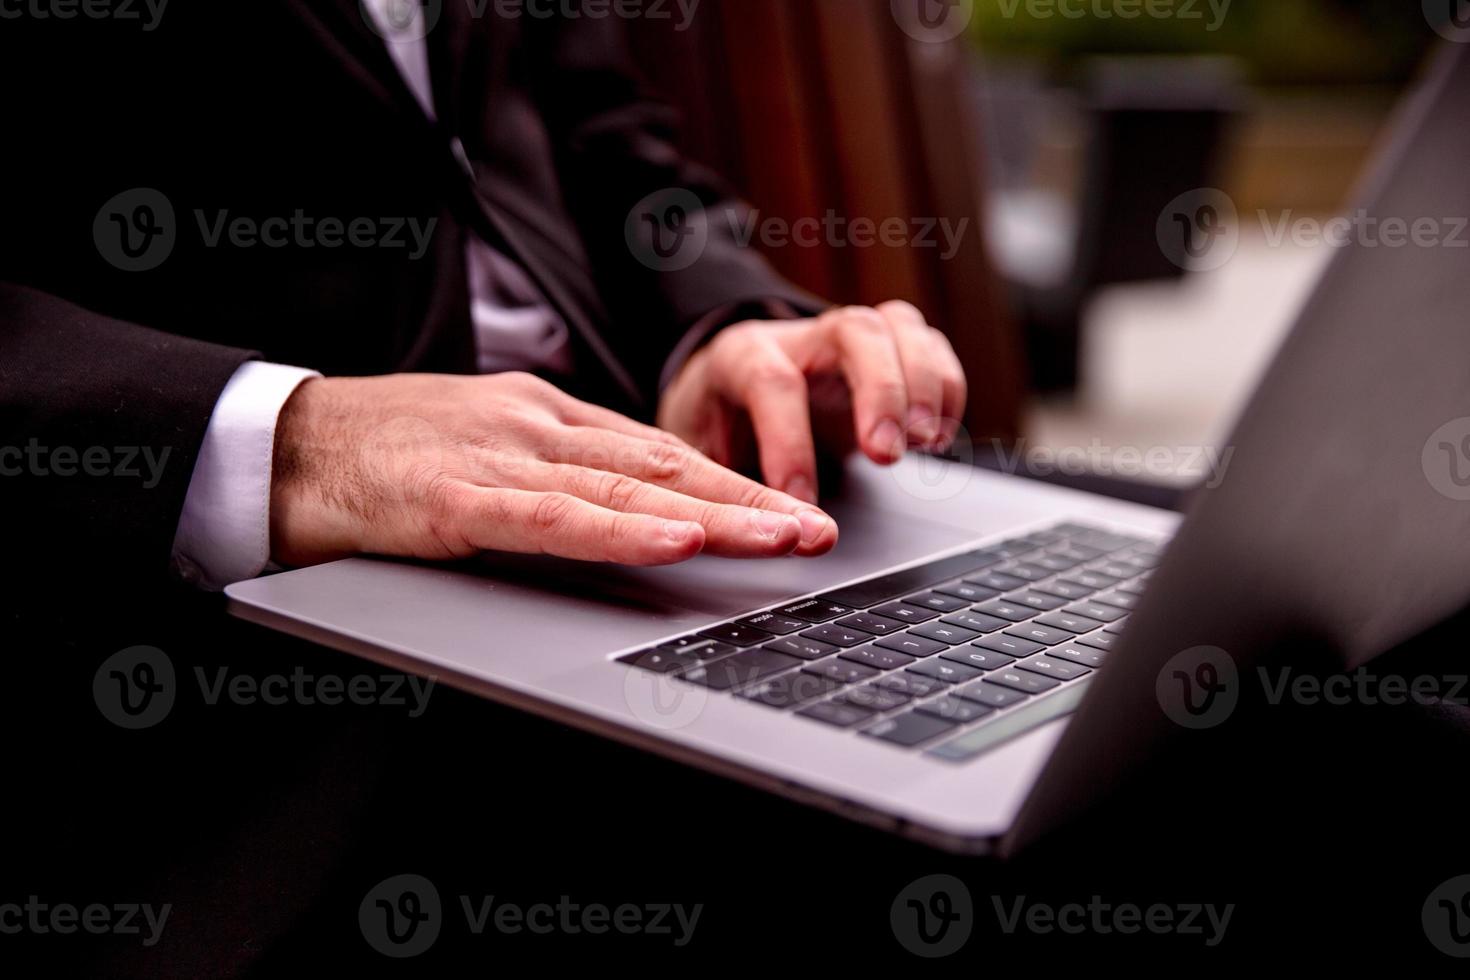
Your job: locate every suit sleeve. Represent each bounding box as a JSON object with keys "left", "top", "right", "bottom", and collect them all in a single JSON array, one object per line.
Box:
[
  {"left": 524, "top": 16, "right": 828, "bottom": 395},
  {"left": 0, "top": 283, "right": 257, "bottom": 585}
]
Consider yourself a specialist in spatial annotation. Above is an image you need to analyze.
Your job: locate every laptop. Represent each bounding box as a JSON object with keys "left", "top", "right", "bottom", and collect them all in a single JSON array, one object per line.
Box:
[{"left": 227, "top": 43, "right": 1470, "bottom": 855}]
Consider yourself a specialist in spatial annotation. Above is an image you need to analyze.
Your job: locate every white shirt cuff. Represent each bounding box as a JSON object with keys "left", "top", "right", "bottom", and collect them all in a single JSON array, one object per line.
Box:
[{"left": 172, "top": 361, "right": 321, "bottom": 591}]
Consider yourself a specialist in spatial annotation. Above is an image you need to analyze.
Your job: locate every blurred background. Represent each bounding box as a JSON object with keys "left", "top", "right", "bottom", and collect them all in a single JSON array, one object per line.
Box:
[{"left": 630, "top": 0, "right": 1447, "bottom": 491}]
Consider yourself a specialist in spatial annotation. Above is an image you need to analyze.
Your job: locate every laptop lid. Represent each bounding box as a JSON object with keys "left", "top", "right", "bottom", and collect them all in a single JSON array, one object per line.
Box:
[{"left": 1011, "top": 42, "right": 1470, "bottom": 849}]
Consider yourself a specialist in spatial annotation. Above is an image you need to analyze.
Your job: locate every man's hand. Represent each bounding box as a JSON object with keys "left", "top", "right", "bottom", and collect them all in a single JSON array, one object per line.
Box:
[
  {"left": 269, "top": 372, "right": 838, "bottom": 568},
  {"left": 658, "top": 302, "right": 967, "bottom": 504}
]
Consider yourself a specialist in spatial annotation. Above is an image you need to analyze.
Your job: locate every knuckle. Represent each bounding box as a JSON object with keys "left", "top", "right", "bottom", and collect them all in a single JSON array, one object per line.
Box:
[
  {"left": 641, "top": 441, "right": 687, "bottom": 483},
  {"left": 878, "top": 299, "right": 924, "bottom": 323},
  {"left": 530, "top": 492, "right": 579, "bottom": 535},
  {"left": 748, "top": 356, "right": 804, "bottom": 391},
  {"left": 836, "top": 306, "right": 890, "bottom": 336},
  {"left": 598, "top": 471, "right": 647, "bottom": 512}
]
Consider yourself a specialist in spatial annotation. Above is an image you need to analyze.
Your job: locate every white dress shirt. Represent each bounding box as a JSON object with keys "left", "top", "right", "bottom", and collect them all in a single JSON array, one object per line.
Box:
[{"left": 172, "top": 2, "right": 572, "bottom": 589}]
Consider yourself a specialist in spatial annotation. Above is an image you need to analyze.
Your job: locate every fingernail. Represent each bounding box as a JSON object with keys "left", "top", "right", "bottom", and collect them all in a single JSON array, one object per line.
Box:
[
  {"left": 750, "top": 510, "right": 797, "bottom": 542},
  {"left": 797, "top": 509, "right": 830, "bottom": 546},
  {"left": 785, "top": 474, "right": 817, "bottom": 505},
  {"left": 870, "top": 419, "right": 905, "bottom": 463},
  {"left": 663, "top": 520, "right": 697, "bottom": 543},
  {"left": 907, "top": 404, "right": 938, "bottom": 445}
]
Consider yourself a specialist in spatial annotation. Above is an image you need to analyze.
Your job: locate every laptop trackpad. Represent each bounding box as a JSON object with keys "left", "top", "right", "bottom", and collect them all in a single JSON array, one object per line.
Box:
[{"left": 472, "top": 498, "right": 976, "bottom": 620}]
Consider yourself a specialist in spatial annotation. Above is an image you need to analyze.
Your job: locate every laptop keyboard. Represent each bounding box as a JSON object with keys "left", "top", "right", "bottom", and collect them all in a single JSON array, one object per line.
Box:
[{"left": 617, "top": 522, "right": 1165, "bottom": 763}]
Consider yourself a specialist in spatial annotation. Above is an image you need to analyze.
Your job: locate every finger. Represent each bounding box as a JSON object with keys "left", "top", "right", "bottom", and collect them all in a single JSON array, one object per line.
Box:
[
  {"left": 823, "top": 307, "right": 909, "bottom": 465},
  {"left": 557, "top": 396, "right": 687, "bottom": 446},
  {"left": 544, "top": 464, "right": 803, "bottom": 558},
  {"left": 927, "top": 328, "right": 968, "bottom": 450},
  {"left": 706, "top": 336, "right": 820, "bottom": 506},
  {"left": 877, "top": 301, "right": 945, "bottom": 447},
  {"left": 455, "top": 486, "right": 706, "bottom": 566},
  {"left": 552, "top": 426, "right": 838, "bottom": 556}
]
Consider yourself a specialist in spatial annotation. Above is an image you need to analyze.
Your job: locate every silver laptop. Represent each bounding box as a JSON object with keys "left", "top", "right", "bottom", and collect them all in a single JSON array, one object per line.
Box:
[{"left": 228, "top": 43, "right": 1470, "bottom": 855}]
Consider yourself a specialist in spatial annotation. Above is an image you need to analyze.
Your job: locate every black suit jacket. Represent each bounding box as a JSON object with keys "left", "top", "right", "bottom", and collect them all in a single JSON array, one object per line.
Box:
[{"left": 0, "top": 1, "right": 818, "bottom": 587}]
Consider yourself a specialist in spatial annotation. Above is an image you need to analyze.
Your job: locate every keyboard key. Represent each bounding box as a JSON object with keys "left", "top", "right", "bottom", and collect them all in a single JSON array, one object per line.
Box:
[
  {"left": 906, "top": 591, "right": 970, "bottom": 613},
  {"left": 1094, "top": 591, "right": 1139, "bottom": 611},
  {"left": 1090, "top": 562, "right": 1137, "bottom": 580},
  {"left": 799, "top": 624, "right": 870, "bottom": 648},
  {"left": 1117, "top": 580, "right": 1149, "bottom": 596},
  {"left": 654, "top": 637, "right": 739, "bottom": 661},
  {"left": 618, "top": 648, "right": 703, "bottom": 674},
  {"left": 1004, "top": 623, "right": 1074, "bottom": 647},
  {"left": 680, "top": 648, "right": 802, "bottom": 691},
  {"left": 933, "top": 581, "right": 998, "bottom": 603},
  {"left": 738, "top": 612, "right": 808, "bottom": 635},
  {"left": 871, "top": 601, "right": 940, "bottom": 624},
  {"left": 1016, "top": 655, "right": 1092, "bottom": 682},
  {"left": 997, "top": 563, "right": 1048, "bottom": 582},
  {"left": 798, "top": 700, "right": 874, "bottom": 728},
  {"left": 777, "top": 597, "right": 852, "bottom": 623},
  {"left": 1074, "top": 632, "right": 1117, "bottom": 652},
  {"left": 1031, "top": 554, "right": 1081, "bottom": 573},
  {"left": 1036, "top": 611, "right": 1105, "bottom": 634},
  {"left": 941, "top": 611, "right": 1010, "bottom": 634},
  {"left": 763, "top": 636, "right": 840, "bottom": 661},
  {"left": 917, "top": 697, "right": 994, "bottom": 724},
  {"left": 803, "top": 658, "right": 880, "bottom": 685},
  {"left": 1032, "top": 580, "right": 1093, "bottom": 601},
  {"left": 1104, "top": 618, "right": 1128, "bottom": 633},
  {"left": 840, "top": 645, "right": 915, "bottom": 671},
  {"left": 876, "top": 673, "right": 949, "bottom": 698},
  {"left": 1052, "top": 543, "right": 1104, "bottom": 561},
  {"left": 1006, "top": 591, "right": 1067, "bottom": 612},
  {"left": 834, "top": 685, "right": 912, "bottom": 712},
  {"left": 738, "top": 672, "right": 843, "bottom": 708},
  {"left": 986, "top": 669, "right": 1062, "bottom": 695},
  {"left": 836, "top": 612, "right": 906, "bottom": 636},
  {"left": 910, "top": 621, "right": 981, "bottom": 646},
  {"left": 965, "top": 571, "right": 1028, "bottom": 592},
  {"left": 818, "top": 553, "right": 998, "bottom": 609},
  {"left": 1051, "top": 645, "right": 1107, "bottom": 668},
  {"left": 957, "top": 682, "right": 1030, "bottom": 709},
  {"left": 874, "top": 633, "right": 948, "bottom": 658},
  {"left": 940, "top": 647, "right": 1015, "bottom": 671},
  {"left": 974, "top": 634, "right": 1045, "bottom": 658},
  {"left": 1116, "top": 554, "right": 1158, "bottom": 571},
  {"left": 1066, "top": 571, "right": 1120, "bottom": 590},
  {"left": 1067, "top": 602, "right": 1128, "bottom": 623},
  {"left": 907, "top": 659, "right": 984, "bottom": 685},
  {"left": 698, "top": 622, "right": 775, "bottom": 647},
  {"left": 862, "top": 711, "right": 956, "bottom": 747},
  {"left": 973, "top": 599, "right": 1032, "bottom": 622}
]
